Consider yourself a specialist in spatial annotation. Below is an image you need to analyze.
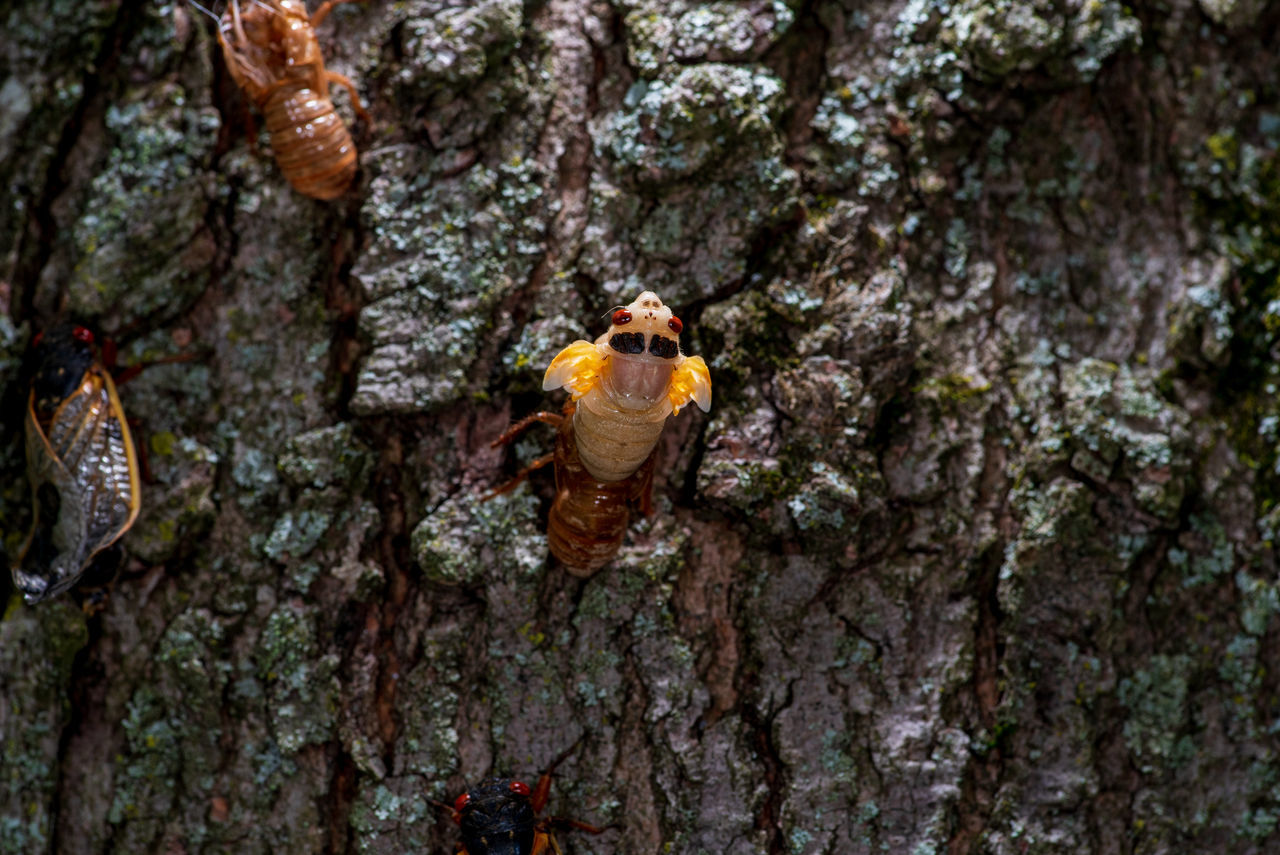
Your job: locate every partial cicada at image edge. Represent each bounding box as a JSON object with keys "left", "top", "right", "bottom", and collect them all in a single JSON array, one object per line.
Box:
[
  {"left": 438, "top": 748, "right": 606, "bottom": 855},
  {"left": 491, "top": 291, "right": 712, "bottom": 576},
  {"left": 217, "top": 0, "right": 369, "bottom": 200},
  {"left": 10, "top": 325, "right": 141, "bottom": 604}
]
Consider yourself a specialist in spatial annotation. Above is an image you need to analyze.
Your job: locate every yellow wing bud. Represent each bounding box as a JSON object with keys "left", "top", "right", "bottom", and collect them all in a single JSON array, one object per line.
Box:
[
  {"left": 669, "top": 355, "right": 711, "bottom": 415},
  {"left": 543, "top": 340, "right": 606, "bottom": 400}
]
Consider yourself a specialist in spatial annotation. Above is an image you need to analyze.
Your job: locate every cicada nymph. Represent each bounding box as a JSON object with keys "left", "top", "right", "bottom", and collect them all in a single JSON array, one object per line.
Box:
[
  {"left": 217, "top": 0, "right": 368, "bottom": 200},
  {"left": 493, "top": 291, "right": 712, "bottom": 575},
  {"left": 11, "top": 325, "right": 141, "bottom": 604},
  {"left": 438, "top": 750, "right": 605, "bottom": 855}
]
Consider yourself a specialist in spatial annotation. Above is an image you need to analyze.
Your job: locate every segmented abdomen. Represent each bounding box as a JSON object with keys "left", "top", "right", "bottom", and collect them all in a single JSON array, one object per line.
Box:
[
  {"left": 263, "top": 83, "right": 356, "bottom": 201},
  {"left": 571, "top": 385, "right": 668, "bottom": 482},
  {"left": 548, "top": 414, "right": 655, "bottom": 574}
]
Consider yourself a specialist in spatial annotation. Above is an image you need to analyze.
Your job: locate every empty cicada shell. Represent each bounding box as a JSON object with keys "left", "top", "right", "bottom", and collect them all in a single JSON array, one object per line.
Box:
[
  {"left": 11, "top": 325, "right": 141, "bottom": 604},
  {"left": 217, "top": 0, "right": 368, "bottom": 200}
]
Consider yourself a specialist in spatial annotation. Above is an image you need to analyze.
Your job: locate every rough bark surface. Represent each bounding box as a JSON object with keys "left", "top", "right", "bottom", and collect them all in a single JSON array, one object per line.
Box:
[{"left": 2, "top": 0, "right": 1279, "bottom": 853}]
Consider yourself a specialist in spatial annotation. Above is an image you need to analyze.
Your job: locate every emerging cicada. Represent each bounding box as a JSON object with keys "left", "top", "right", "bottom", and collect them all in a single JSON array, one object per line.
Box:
[
  {"left": 441, "top": 753, "right": 605, "bottom": 855},
  {"left": 218, "top": 0, "right": 368, "bottom": 200},
  {"left": 493, "top": 291, "right": 711, "bottom": 575},
  {"left": 11, "top": 325, "right": 141, "bottom": 604}
]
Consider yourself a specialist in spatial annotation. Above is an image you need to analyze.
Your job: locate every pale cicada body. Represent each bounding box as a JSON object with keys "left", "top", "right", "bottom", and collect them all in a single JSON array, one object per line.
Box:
[{"left": 493, "top": 292, "right": 711, "bottom": 575}]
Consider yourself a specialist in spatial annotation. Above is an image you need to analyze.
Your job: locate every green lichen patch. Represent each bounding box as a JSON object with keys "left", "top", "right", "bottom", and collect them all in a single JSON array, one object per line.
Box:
[
  {"left": 0, "top": 603, "right": 87, "bottom": 853},
  {"left": 351, "top": 145, "right": 547, "bottom": 414},
  {"left": 1011, "top": 356, "right": 1193, "bottom": 523},
  {"left": 1118, "top": 654, "right": 1196, "bottom": 774},
  {"left": 618, "top": 1, "right": 797, "bottom": 74},
  {"left": 1189, "top": 135, "right": 1280, "bottom": 511},
  {"left": 59, "top": 82, "right": 219, "bottom": 329},
  {"left": 900, "top": 0, "right": 1141, "bottom": 88},
  {"left": 587, "top": 63, "right": 798, "bottom": 304},
  {"left": 277, "top": 423, "right": 374, "bottom": 491},
  {"left": 411, "top": 488, "right": 544, "bottom": 585},
  {"left": 362, "top": 0, "right": 527, "bottom": 149},
  {"left": 126, "top": 437, "right": 218, "bottom": 565},
  {"left": 256, "top": 605, "right": 340, "bottom": 754}
]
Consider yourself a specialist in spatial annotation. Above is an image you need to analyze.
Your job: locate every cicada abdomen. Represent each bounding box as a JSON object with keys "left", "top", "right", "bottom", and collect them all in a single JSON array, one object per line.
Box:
[
  {"left": 493, "top": 291, "right": 711, "bottom": 576},
  {"left": 544, "top": 405, "right": 658, "bottom": 573},
  {"left": 11, "top": 325, "right": 141, "bottom": 604},
  {"left": 218, "top": 0, "right": 367, "bottom": 200}
]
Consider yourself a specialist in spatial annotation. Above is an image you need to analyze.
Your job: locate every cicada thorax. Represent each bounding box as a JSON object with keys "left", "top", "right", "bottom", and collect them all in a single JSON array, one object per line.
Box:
[
  {"left": 569, "top": 378, "right": 670, "bottom": 482},
  {"left": 12, "top": 327, "right": 141, "bottom": 603},
  {"left": 218, "top": 0, "right": 360, "bottom": 200},
  {"left": 547, "top": 406, "right": 657, "bottom": 575}
]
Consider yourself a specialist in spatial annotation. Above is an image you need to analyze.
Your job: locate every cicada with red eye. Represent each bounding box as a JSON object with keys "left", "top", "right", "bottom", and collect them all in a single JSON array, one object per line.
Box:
[
  {"left": 10, "top": 324, "right": 141, "bottom": 603},
  {"left": 491, "top": 291, "right": 711, "bottom": 575},
  {"left": 440, "top": 755, "right": 604, "bottom": 855}
]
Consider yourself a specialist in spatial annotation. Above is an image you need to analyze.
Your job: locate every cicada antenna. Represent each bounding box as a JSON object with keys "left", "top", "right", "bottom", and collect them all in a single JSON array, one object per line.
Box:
[
  {"left": 250, "top": 0, "right": 284, "bottom": 17},
  {"left": 185, "top": 0, "right": 221, "bottom": 23}
]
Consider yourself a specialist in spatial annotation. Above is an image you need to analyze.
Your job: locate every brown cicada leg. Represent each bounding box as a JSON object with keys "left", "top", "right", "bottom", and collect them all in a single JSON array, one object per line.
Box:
[{"left": 486, "top": 410, "right": 565, "bottom": 498}]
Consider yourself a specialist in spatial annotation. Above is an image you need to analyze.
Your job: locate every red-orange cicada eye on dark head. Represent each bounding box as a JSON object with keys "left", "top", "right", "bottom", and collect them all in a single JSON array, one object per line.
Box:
[
  {"left": 11, "top": 324, "right": 141, "bottom": 604},
  {"left": 443, "top": 759, "right": 605, "bottom": 855}
]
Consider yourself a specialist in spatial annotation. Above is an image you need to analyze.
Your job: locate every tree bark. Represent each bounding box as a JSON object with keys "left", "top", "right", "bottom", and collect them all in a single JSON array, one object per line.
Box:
[{"left": 2, "top": 0, "right": 1279, "bottom": 853}]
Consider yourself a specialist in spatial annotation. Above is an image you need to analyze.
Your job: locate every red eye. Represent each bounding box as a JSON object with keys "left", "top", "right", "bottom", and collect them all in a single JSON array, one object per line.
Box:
[
  {"left": 72, "top": 326, "right": 95, "bottom": 344},
  {"left": 509, "top": 781, "right": 530, "bottom": 796},
  {"left": 453, "top": 792, "right": 470, "bottom": 814},
  {"left": 668, "top": 316, "right": 683, "bottom": 334},
  {"left": 612, "top": 310, "right": 632, "bottom": 325}
]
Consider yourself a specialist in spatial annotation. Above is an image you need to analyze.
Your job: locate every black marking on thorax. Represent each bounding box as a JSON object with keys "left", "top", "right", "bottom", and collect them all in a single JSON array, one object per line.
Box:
[
  {"left": 648, "top": 335, "right": 678, "bottom": 359},
  {"left": 609, "top": 332, "right": 645, "bottom": 354}
]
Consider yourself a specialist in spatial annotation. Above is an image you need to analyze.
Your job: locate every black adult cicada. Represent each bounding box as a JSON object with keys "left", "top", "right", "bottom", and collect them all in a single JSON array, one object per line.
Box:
[{"left": 11, "top": 324, "right": 141, "bottom": 603}]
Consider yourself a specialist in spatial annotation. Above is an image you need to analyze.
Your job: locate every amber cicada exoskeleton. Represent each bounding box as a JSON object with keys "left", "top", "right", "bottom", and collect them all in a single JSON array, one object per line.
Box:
[
  {"left": 438, "top": 748, "right": 605, "bottom": 855},
  {"left": 218, "top": 0, "right": 368, "bottom": 200},
  {"left": 11, "top": 325, "right": 141, "bottom": 604},
  {"left": 492, "top": 291, "right": 711, "bottom": 575}
]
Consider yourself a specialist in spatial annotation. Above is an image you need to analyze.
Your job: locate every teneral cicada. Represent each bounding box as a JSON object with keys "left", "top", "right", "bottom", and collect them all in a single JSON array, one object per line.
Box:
[
  {"left": 493, "top": 291, "right": 711, "bottom": 575},
  {"left": 218, "top": 0, "right": 368, "bottom": 200},
  {"left": 10, "top": 325, "right": 141, "bottom": 604}
]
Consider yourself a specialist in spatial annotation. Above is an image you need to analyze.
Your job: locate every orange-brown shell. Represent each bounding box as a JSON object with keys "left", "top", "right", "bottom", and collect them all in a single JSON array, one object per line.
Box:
[
  {"left": 546, "top": 404, "right": 656, "bottom": 575},
  {"left": 218, "top": 0, "right": 358, "bottom": 200}
]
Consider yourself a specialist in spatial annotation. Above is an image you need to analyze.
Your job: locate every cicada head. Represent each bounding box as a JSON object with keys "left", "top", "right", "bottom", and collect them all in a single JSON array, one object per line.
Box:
[
  {"left": 30, "top": 324, "right": 95, "bottom": 415},
  {"left": 601, "top": 291, "right": 687, "bottom": 409},
  {"left": 456, "top": 778, "right": 537, "bottom": 855}
]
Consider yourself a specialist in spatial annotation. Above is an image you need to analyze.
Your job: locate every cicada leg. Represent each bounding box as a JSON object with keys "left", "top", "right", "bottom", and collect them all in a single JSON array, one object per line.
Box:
[
  {"left": 486, "top": 453, "right": 553, "bottom": 499},
  {"left": 308, "top": 0, "right": 361, "bottom": 27},
  {"left": 490, "top": 411, "right": 564, "bottom": 448},
  {"left": 545, "top": 817, "right": 608, "bottom": 835},
  {"left": 485, "top": 410, "right": 565, "bottom": 497},
  {"left": 530, "top": 739, "right": 582, "bottom": 813},
  {"left": 111, "top": 351, "right": 197, "bottom": 386},
  {"left": 326, "top": 70, "right": 370, "bottom": 124}
]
